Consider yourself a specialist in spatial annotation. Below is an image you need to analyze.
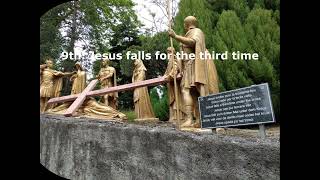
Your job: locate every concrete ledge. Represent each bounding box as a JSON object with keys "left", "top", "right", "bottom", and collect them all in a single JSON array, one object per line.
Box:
[{"left": 40, "top": 114, "right": 279, "bottom": 180}]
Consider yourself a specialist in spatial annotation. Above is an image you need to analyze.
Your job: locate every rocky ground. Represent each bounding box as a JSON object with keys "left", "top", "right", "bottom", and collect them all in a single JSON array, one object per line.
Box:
[
  {"left": 57, "top": 114, "right": 280, "bottom": 139},
  {"left": 121, "top": 118, "right": 280, "bottom": 139},
  {"left": 41, "top": 114, "right": 280, "bottom": 179},
  {"left": 220, "top": 125, "right": 280, "bottom": 139}
]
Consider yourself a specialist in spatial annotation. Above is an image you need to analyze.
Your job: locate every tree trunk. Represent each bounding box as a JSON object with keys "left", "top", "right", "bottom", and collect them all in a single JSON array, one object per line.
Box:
[{"left": 62, "top": 0, "right": 79, "bottom": 96}]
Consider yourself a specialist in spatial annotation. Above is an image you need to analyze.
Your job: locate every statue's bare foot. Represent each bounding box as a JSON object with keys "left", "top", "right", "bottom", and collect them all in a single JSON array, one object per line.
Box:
[
  {"left": 193, "top": 122, "right": 200, "bottom": 128},
  {"left": 216, "top": 128, "right": 226, "bottom": 134},
  {"left": 119, "top": 114, "right": 127, "bottom": 120},
  {"left": 181, "top": 119, "right": 193, "bottom": 127}
]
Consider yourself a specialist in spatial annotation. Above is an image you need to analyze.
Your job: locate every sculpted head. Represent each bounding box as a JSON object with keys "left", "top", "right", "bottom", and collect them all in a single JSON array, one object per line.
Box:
[
  {"left": 133, "top": 58, "right": 146, "bottom": 71},
  {"left": 134, "top": 58, "right": 141, "bottom": 66},
  {"left": 167, "top": 47, "right": 176, "bottom": 54},
  {"left": 75, "top": 62, "right": 83, "bottom": 70},
  {"left": 184, "top": 16, "right": 197, "bottom": 32},
  {"left": 45, "top": 59, "right": 54, "bottom": 68},
  {"left": 102, "top": 58, "right": 110, "bottom": 67}
]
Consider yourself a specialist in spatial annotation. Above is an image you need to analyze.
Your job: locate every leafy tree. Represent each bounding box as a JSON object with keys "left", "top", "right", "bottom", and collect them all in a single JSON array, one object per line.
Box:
[
  {"left": 150, "top": 86, "right": 169, "bottom": 121},
  {"left": 40, "top": 0, "right": 140, "bottom": 95},
  {"left": 40, "top": 4, "right": 67, "bottom": 64},
  {"left": 174, "top": 0, "right": 214, "bottom": 48},
  {"left": 246, "top": 0, "right": 265, "bottom": 9},
  {"left": 211, "top": 10, "right": 252, "bottom": 91},
  {"left": 139, "top": 32, "right": 170, "bottom": 78},
  {"left": 120, "top": 31, "right": 169, "bottom": 80},
  {"left": 244, "top": 8, "right": 280, "bottom": 119}
]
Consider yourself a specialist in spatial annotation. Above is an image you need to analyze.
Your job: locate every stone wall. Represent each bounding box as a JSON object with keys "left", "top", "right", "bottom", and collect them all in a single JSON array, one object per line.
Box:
[{"left": 40, "top": 114, "right": 280, "bottom": 180}]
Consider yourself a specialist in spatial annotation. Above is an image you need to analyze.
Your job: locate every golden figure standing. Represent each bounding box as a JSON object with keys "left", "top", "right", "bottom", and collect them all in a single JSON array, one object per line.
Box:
[
  {"left": 96, "top": 59, "right": 118, "bottom": 109},
  {"left": 70, "top": 62, "right": 87, "bottom": 94},
  {"left": 168, "top": 16, "right": 220, "bottom": 128},
  {"left": 132, "top": 59, "right": 157, "bottom": 121},
  {"left": 48, "top": 62, "right": 86, "bottom": 112},
  {"left": 40, "top": 64, "right": 47, "bottom": 84},
  {"left": 164, "top": 47, "right": 184, "bottom": 124},
  {"left": 40, "top": 59, "right": 73, "bottom": 113}
]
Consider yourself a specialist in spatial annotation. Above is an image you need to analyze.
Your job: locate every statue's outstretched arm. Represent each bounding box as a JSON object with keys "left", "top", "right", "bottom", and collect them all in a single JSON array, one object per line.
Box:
[{"left": 168, "top": 29, "right": 195, "bottom": 47}]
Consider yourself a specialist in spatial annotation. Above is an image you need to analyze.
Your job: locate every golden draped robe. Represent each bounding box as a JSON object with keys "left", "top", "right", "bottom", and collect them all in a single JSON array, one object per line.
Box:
[
  {"left": 97, "top": 66, "right": 118, "bottom": 109},
  {"left": 82, "top": 98, "right": 127, "bottom": 119},
  {"left": 49, "top": 98, "right": 127, "bottom": 120},
  {"left": 70, "top": 69, "right": 86, "bottom": 95},
  {"left": 40, "top": 68, "right": 63, "bottom": 98},
  {"left": 164, "top": 54, "right": 185, "bottom": 121},
  {"left": 132, "top": 60, "right": 155, "bottom": 119},
  {"left": 48, "top": 68, "right": 87, "bottom": 112},
  {"left": 181, "top": 28, "right": 219, "bottom": 95}
]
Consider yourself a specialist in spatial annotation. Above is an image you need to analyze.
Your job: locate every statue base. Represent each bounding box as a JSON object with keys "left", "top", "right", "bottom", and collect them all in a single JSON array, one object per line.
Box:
[
  {"left": 134, "top": 118, "right": 159, "bottom": 122},
  {"left": 180, "top": 127, "right": 213, "bottom": 134}
]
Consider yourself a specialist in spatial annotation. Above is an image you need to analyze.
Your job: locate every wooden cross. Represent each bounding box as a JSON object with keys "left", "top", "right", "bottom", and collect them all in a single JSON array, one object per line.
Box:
[
  {"left": 64, "top": 79, "right": 98, "bottom": 116},
  {"left": 47, "top": 76, "right": 176, "bottom": 117}
]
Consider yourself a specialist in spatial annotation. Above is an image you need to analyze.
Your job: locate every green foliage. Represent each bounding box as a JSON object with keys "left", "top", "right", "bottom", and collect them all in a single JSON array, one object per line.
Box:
[
  {"left": 118, "top": 91, "right": 134, "bottom": 110},
  {"left": 225, "top": 0, "right": 250, "bottom": 22},
  {"left": 244, "top": 8, "right": 280, "bottom": 118},
  {"left": 120, "top": 32, "right": 169, "bottom": 79},
  {"left": 40, "top": 4, "right": 66, "bottom": 63},
  {"left": 138, "top": 32, "right": 170, "bottom": 77},
  {"left": 150, "top": 86, "right": 169, "bottom": 121},
  {"left": 212, "top": 10, "right": 252, "bottom": 91},
  {"left": 92, "top": 59, "right": 102, "bottom": 77},
  {"left": 120, "top": 45, "right": 143, "bottom": 77},
  {"left": 244, "top": 9, "right": 280, "bottom": 73}
]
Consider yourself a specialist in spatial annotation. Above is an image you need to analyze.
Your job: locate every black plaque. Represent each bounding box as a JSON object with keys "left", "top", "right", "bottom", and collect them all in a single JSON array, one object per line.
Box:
[{"left": 199, "top": 83, "right": 275, "bottom": 128}]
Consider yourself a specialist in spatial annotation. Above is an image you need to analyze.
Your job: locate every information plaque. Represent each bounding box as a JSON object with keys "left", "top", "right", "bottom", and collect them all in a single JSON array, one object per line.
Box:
[{"left": 199, "top": 83, "right": 275, "bottom": 128}]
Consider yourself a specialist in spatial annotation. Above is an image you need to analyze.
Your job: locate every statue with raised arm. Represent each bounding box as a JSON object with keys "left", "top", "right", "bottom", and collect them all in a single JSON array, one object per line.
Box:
[
  {"left": 168, "top": 16, "right": 220, "bottom": 128},
  {"left": 96, "top": 58, "right": 118, "bottom": 109},
  {"left": 48, "top": 62, "right": 86, "bottom": 113},
  {"left": 40, "top": 59, "right": 74, "bottom": 113}
]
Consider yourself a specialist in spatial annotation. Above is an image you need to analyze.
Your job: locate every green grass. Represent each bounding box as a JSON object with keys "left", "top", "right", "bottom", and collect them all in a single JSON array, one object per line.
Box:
[{"left": 122, "top": 110, "right": 136, "bottom": 122}]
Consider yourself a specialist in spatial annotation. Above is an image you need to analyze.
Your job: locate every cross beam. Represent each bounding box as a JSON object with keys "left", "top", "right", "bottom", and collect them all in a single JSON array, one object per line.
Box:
[
  {"left": 47, "top": 76, "right": 179, "bottom": 117},
  {"left": 64, "top": 79, "right": 98, "bottom": 117},
  {"left": 48, "top": 75, "right": 181, "bottom": 117}
]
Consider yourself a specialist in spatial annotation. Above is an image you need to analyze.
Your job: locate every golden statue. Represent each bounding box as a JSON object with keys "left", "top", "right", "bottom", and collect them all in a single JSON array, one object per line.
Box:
[
  {"left": 96, "top": 58, "right": 118, "bottom": 109},
  {"left": 164, "top": 47, "right": 184, "bottom": 124},
  {"left": 70, "top": 62, "right": 87, "bottom": 94},
  {"left": 132, "top": 59, "right": 157, "bottom": 121},
  {"left": 168, "top": 16, "right": 220, "bottom": 128},
  {"left": 40, "top": 59, "right": 74, "bottom": 113},
  {"left": 82, "top": 98, "right": 127, "bottom": 120},
  {"left": 49, "top": 97, "right": 127, "bottom": 120},
  {"left": 48, "top": 62, "right": 86, "bottom": 112},
  {"left": 40, "top": 64, "right": 47, "bottom": 84},
  {"left": 48, "top": 62, "right": 127, "bottom": 120}
]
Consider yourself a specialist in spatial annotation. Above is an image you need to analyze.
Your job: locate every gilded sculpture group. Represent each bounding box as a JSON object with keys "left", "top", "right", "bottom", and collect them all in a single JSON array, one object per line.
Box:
[{"left": 40, "top": 16, "right": 220, "bottom": 129}]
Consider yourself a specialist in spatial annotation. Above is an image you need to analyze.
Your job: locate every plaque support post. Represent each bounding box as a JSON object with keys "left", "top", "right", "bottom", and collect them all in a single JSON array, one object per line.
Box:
[{"left": 258, "top": 124, "right": 266, "bottom": 139}]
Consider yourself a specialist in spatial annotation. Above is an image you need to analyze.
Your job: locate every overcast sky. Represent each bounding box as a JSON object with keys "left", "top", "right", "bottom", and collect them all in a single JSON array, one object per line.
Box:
[{"left": 132, "top": 0, "right": 179, "bottom": 34}]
